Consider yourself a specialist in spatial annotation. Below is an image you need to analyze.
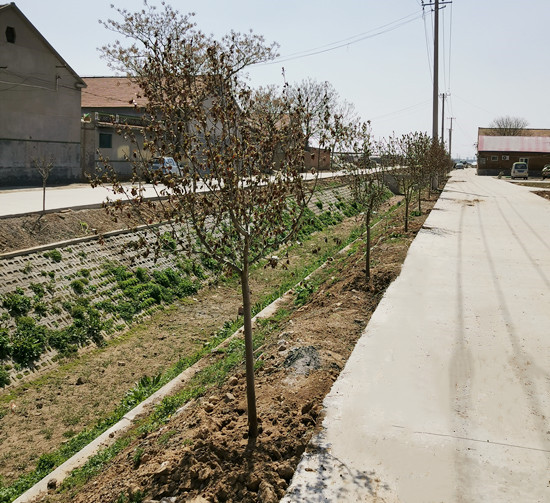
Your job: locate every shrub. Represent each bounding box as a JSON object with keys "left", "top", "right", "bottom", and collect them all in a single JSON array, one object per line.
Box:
[
  {"left": 176, "top": 278, "right": 199, "bottom": 297},
  {"left": 29, "top": 283, "right": 45, "bottom": 299},
  {"left": 33, "top": 302, "right": 48, "bottom": 317},
  {"left": 0, "top": 327, "right": 10, "bottom": 358},
  {"left": 0, "top": 366, "right": 10, "bottom": 387},
  {"left": 70, "top": 278, "right": 89, "bottom": 295},
  {"left": 68, "top": 304, "right": 104, "bottom": 345},
  {"left": 160, "top": 231, "right": 177, "bottom": 252},
  {"left": 3, "top": 288, "right": 32, "bottom": 317},
  {"left": 11, "top": 317, "right": 47, "bottom": 365},
  {"left": 43, "top": 249, "right": 62, "bottom": 263},
  {"left": 294, "top": 281, "right": 315, "bottom": 306},
  {"left": 103, "top": 262, "right": 131, "bottom": 282},
  {"left": 135, "top": 267, "right": 149, "bottom": 283},
  {"left": 117, "top": 302, "right": 137, "bottom": 322}
]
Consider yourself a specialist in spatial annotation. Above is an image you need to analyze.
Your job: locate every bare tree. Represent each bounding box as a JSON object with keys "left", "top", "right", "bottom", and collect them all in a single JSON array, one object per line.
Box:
[
  {"left": 380, "top": 132, "right": 430, "bottom": 233},
  {"left": 345, "top": 122, "right": 387, "bottom": 283},
  {"left": 425, "top": 139, "right": 452, "bottom": 198},
  {"left": 287, "top": 78, "right": 357, "bottom": 154},
  {"left": 96, "top": 2, "right": 328, "bottom": 438},
  {"left": 32, "top": 155, "right": 55, "bottom": 213},
  {"left": 488, "top": 116, "right": 529, "bottom": 136}
]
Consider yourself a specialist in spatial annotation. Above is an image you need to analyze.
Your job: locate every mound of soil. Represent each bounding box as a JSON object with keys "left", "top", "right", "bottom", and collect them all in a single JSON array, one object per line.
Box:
[{"left": 0, "top": 207, "right": 149, "bottom": 254}]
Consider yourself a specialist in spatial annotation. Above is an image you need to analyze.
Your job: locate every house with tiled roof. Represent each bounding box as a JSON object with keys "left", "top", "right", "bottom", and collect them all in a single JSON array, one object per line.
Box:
[
  {"left": 80, "top": 76, "right": 150, "bottom": 178},
  {"left": 0, "top": 2, "right": 86, "bottom": 186},
  {"left": 477, "top": 128, "right": 550, "bottom": 176}
]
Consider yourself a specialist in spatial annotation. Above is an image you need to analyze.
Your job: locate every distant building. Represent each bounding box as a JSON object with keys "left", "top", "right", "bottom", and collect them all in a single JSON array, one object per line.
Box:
[
  {"left": 477, "top": 128, "right": 550, "bottom": 176},
  {"left": 0, "top": 2, "right": 85, "bottom": 186},
  {"left": 81, "top": 77, "right": 148, "bottom": 179}
]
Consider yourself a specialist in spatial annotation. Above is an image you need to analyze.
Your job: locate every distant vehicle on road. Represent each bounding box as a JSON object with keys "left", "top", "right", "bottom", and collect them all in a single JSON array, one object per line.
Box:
[
  {"left": 454, "top": 162, "right": 464, "bottom": 169},
  {"left": 511, "top": 162, "right": 528, "bottom": 180},
  {"left": 542, "top": 164, "right": 550, "bottom": 180},
  {"left": 150, "top": 157, "right": 179, "bottom": 176}
]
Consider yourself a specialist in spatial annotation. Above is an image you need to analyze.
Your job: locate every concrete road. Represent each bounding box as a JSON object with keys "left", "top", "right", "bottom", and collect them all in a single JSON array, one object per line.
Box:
[
  {"left": 0, "top": 171, "right": 343, "bottom": 217},
  {"left": 283, "top": 169, "right": 550, "bottom": 502}
]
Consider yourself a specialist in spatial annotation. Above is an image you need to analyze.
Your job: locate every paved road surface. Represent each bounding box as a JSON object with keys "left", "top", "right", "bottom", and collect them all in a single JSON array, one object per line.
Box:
[
  {"left": 283, "top": 169, "right": 550, "bottom": 502},
  {"left": 0, "top": 171, "right": 341, "bottom": 217}
]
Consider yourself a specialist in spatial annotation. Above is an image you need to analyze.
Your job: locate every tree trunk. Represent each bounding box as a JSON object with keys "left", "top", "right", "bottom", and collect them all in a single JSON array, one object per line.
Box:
[
  {"left": 42, "top": 182, "right": 47, "bottom": 213},
  {"left": 404, "top": 195, "right": 410, "bottom": 233},
  {"left": 365, "top": 211, "right": 371, "bottom": 283},
  {"left": 240, "top": 260, "right": 258, "bottom": 438},
  {"left": 418, "top": 186, "right": 422, "bottom": 214}
]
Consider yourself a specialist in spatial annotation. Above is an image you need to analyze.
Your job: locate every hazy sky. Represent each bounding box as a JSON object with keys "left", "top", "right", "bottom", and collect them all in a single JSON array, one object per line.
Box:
[{"left": 11, "top": 0, "right": 550, "bottom": 158}]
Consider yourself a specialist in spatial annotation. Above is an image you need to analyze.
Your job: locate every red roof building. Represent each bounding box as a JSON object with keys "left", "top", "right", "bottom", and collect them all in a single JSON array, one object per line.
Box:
[{"left": 477, "top": 130, "right": 550, "bottom": 176}]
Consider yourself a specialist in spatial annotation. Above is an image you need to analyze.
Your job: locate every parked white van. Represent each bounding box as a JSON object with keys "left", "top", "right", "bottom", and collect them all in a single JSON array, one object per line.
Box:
[{"left": 511, "top": 162, "right": 528, "bottom": 180}]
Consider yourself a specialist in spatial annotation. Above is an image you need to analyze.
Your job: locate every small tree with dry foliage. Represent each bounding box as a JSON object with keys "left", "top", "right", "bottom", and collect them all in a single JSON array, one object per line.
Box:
[
  {"left": 380, "top": 132, "right": 431, "bottom": 233},
  {"left": 96, "top": 1, "right": 330, "bottom": 438},
  {"left": 344, "top": 122, "right": 387, "bottom": 282}
]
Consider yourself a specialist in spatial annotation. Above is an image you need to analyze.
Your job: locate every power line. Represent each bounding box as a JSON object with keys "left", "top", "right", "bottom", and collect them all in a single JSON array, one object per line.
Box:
[
  {"left": 422, "top": 8, "right": 433, "bottom": 79},
  {"left": 255, "top": 10, "right": 424, "bottom": 66},
  {"left": 370, "top": 99, "right": 431, "bottom": 121}
]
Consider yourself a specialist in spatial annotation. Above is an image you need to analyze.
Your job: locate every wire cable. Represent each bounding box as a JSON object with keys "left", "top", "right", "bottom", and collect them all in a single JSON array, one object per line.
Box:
[
  {"left": 422, "top": 8, "right": 433, "bottom": 79},
  {"left": 370, "top": 99, "right": 432, "bottom": 122},
  {"left": 255, "top": 10, "right": 424, "bottom": 66}
]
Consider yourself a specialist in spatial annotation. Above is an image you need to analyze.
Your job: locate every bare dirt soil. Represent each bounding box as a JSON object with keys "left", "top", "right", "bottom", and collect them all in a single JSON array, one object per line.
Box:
[
  {"left": 0, "top": 192, "right": 437, "bottom": 503},
  {"left": 533, "top": 190, "right": 550, "bottom": 202},
  {"left": 0, "top": 206, "right": 154, "bottom": 254}
]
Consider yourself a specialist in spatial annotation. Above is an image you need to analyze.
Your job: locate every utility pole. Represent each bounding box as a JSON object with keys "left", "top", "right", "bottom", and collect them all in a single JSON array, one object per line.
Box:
[
  {"left": 440, "top": 93, "right": 449, "bottom": 142},
  {"left": 448, "top": 117, "right": 455, "bottom": 159},
  {"left": 432, "top": 0, "right": 439, "bottom": 142},
  {"left": 423, "top": 0, "right": 452, "bottom": 142}
]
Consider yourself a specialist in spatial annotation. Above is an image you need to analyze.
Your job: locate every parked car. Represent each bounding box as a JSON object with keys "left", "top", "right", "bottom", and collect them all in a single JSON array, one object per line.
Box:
[
  {"left": 454, "top": 162, "right": 464, "bottom": 169},
  {"left": 510, "top": 162, "right": 528, "bottom": 180},
  {"left": 149, "top": 156, "right": 179, "bottom": 176},
  {"left": 542, "top": 164, "right": 550, "bottom": 180}
]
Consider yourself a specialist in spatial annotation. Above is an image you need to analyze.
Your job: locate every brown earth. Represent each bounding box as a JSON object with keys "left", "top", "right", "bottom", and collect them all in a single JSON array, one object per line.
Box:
[
  {"left": 0, "top": 205, "right": 156, "bottom": 255},
  {"left": 533, "top": 190, "right": 550, "bottom": 202},
  {"left": 0, "top": 192, "right": 438, "bottom": 503}
]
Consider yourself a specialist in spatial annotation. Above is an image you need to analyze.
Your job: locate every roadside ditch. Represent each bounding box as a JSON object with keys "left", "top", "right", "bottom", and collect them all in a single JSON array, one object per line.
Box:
[{"left": 0, "top": 180, "right": 372, "bottom": 501}]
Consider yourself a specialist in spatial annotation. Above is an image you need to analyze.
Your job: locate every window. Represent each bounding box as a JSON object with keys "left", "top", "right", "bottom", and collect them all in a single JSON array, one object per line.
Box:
[
  {"left": 5, "top": 26, "right": 15, "bottom": 43},
  {"left": 491, "top": 156, "right": 498, "bottom": 161},
  {"left": 99, "top": 133, "right": 112, "bottom": 149},
  {"left": 502, "top": 155, "right": 509, "bottom": 160},
  {"left": 519, "top": 157, "right": 529, "bottom": 164}
]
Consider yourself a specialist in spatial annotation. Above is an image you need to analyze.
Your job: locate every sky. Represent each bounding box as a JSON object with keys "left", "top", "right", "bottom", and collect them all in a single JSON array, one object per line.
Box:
[{"left": 11, "top": 0, "right": 550, "bottom": 159}]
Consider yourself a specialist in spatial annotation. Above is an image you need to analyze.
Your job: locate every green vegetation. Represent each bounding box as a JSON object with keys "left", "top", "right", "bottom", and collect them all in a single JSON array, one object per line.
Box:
[
  {"left": 43, "top": 249, "right": 62, "bottom": 263},
  {"left": 294, "top": 281, "right": 315, "bottom": 306},
  {"left": 2, "top": 288, "right": 32, "bottom": 318},
  {"left": 21, "top": 263, "right": 33, "bottom": 274},
  {"left": 0, "top": 367, "right": 10, "bottom": 388}
]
